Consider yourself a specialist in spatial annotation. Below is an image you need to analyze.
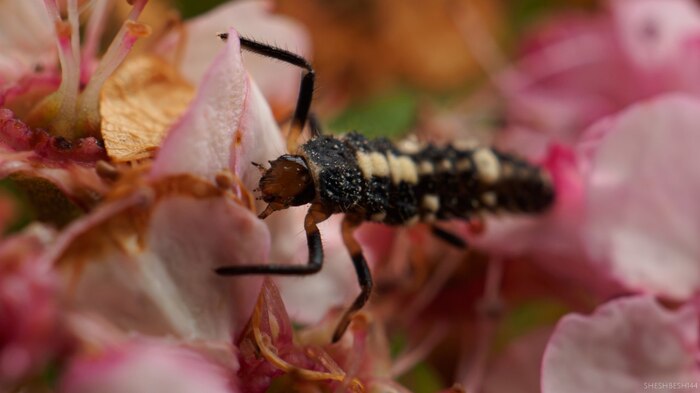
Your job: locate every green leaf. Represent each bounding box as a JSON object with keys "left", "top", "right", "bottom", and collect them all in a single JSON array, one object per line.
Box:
[
  {"left": 508, "top": 1, "right": 595, "bottom": 34},
  {"left": 172, "top": 0, "right": 226, "bottom": 18},
  {"left": 495, "top": 298, "right": 568, "bottom": 350},
  {"left": 0, "top": 178, "right": 34, "bottom": 234},
  {"left": 398, "top": 361, "right": 444, "bottom": 393},
  {"left": 328, "top": 90, "right": 419, "bottom": 138}
]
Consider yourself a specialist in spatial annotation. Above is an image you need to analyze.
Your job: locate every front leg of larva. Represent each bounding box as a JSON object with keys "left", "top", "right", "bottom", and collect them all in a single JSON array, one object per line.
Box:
[
  {"left": 214, "top": 206, "right": 328, "bottom": 275},
  {"left": 332, "top": 215, "right": 374, "bottom": 343}
]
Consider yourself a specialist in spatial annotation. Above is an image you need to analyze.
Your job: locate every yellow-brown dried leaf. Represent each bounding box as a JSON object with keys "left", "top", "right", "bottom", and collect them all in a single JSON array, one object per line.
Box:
[{"left": 100, "top": 55, "right": 194, "bottom": 162}]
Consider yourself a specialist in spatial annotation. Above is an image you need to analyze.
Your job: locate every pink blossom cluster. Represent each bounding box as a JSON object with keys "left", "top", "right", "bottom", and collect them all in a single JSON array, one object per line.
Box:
[{"left": 478, "top": 0, "right": 700, "bottom": 391}]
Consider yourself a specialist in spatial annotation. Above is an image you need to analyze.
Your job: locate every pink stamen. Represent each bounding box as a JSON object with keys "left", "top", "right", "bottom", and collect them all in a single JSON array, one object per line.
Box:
[
  {"left": 78, "top": 0, "right": 150, "bottom": 135},
  {"left": 82, "top": 0, "right": 113, "bottom": 80},
  {"left": 36, "top": 0, "right": 82, "bottom": 139},
  {"left": 457, "top": 257, "right": 505, "bottom": 393},
  {"left": 42, "top": 0, "right": 60, "bottom": 21},
  {"left": 52, "top": 34, "right": 79, "bottom": 136},
  {"left": 67, "top": 0, "right": 81, "bottom": 71}
]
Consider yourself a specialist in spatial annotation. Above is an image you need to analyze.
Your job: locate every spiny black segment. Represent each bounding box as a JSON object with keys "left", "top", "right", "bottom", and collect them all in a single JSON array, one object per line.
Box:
[{"left": 299, "top": 132, "right": 554, "bottom": 226}]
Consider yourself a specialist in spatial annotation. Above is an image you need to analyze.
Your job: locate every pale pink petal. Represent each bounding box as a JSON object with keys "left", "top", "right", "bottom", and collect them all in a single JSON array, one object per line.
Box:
[
  {"left": 59, "top": 339, "right": 239, "bottom": 393},
  {"left": 151, "top": 28, "right": 249, "bottom": 182},
  {"left": 611, "top": 0, "right": 700, "bottom": 70},
  {"left": 157, "top": 0, "right": 310, "bottom": 112},
  {"left": 153, "top": 28, "right": 286, "bottom": 189},
  {"left": 144, "top": 197, "right": 268, "bottom": 337},
  {"left": 233, "top": 79, "right": 286, "bottom": 191},
  {"left": 542, "top": 296, "right": 700, "bottom": 393},
  {"left": 151, "top": 27, "right": 301, "bottom": 273},
  {"left": 52, "top": 193, "right": 269, "bottom": 341},
  {"left": 0, "top": 0, "right": 55, "bottom": 85},
  {"left": 584, "top": 94, "right": 700, "bottom": 299}
]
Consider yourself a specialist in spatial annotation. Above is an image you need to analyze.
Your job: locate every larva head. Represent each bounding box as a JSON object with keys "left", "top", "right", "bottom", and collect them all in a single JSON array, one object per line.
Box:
[{"left": 257, "top": 155, "right": 316, "bottom": 216}]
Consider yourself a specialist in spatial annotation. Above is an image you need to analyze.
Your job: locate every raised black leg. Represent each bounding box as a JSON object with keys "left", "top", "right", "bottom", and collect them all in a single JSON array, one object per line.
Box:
[
  {"left": 332, "top": 216, "right": 374, "bottom": 343},
  {"left": 431, "top": 225, "right": 468, "bottom": 249},
  {"left": 218, "top": 34, "right": 316, "bottom": 152},
  {"left": 215, "top": 208, "right": 328, "bottom": 275}
]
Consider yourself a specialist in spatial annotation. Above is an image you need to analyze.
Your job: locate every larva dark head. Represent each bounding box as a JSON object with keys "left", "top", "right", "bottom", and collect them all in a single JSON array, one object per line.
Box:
[{"left": 258, "top": 154, "right": 315, "bottom": 211}]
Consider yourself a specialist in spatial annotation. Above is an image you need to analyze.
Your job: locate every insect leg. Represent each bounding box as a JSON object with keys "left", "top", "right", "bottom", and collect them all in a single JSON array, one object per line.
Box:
[
  {"left": 431, "top": 225, "right": 468, "bottom": 249},
  {"left": 219, "top": 34, "right": 315, "bottom": 152},
  {"left": 332, "top": 215, "right": 374, "bottom": 343},
  {"left": 308, "top": 112, "right": 324, "bottom": 138},
  {"left": 215, "top": 207, "right": 328, "bottom": 275}
]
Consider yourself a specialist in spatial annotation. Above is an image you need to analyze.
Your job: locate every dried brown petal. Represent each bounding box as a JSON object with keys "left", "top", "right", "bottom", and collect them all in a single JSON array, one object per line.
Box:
[{"left": 100, "top": 56, "right": 194, "bottom": 162}]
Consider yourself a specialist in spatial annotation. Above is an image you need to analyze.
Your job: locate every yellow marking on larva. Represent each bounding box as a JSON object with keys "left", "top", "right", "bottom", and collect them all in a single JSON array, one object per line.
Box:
[
  {"left": 501, "top": 162, "right": 514, "bottom": 178},
  {"left": 482, "top": 192, "right": 498, "bottom": 207},
  {"left": 356, "top": 151, "right": 373, "bottom": 180},
  {"left": 456, "top": 159, "right": 472, "bottom": 171},
  {"left": 422, "top": 194, "right": 440, "bottom": 212},
  {"left": 405, "top": 215, "right": 420, "bottom": 226},
  {"left": 371, "top": 211, "right": 387, "bottom": 222},
  {"left": 453, "top": 139, "right": 479, "bottom": 151},
  {"left": 397, "top": 137, "right": 421, "bottom": 154},
  {"left": 399, "top": 156, "right": 419, "bottom": 184},
  {"left": 387, "top": 154, "right": 400, "bottom": 183},
  {"left": 473, "top": 148, "right": 501, "bottom": 184},
  {"left": 388, "top": 153, "right": 419, "bottom": 185},
  {"left": 369, "top": 152, "right": 390, "bottom": 177},
  {"left": 418, "top": 161, "right": 434, "bottom": 175},
  {"left": 439, "top": 159, "right": 452, "bottom": 171}
]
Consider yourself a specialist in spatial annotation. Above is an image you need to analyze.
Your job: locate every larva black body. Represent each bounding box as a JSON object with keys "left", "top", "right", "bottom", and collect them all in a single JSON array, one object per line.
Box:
[
  {"left": 299, "top": 132, "right": 553, "bottom": 226},
  {"left": 215, "top": 35, "right": 555, "bottom": 343}
]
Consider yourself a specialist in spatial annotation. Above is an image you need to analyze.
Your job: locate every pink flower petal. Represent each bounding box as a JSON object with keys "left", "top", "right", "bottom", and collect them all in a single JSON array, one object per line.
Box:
[
  {"left": 51, "top": 191, "right": 269, "bottom": 341},
  {"left": 501, "top": 13, "right": 625, "bottom": 139},
  {"left": 156, "top": 0, "right": 310, "bottom": 113},
  {"left": 584, "top": 94, "right": 700, "bottom": 299},
  {"left": 144, "top": 196, "right": 268, "bottom": 337},
  {"left": 152, "top": 28, "right": 286, "bottom": 192},
  {"left": 151, "top": 28, "right": 249, "bottom": 182},
  {"left": 611, "top": 0, "right": 700, "bottom": 71},
  {"left": 542, "top": 296, "right": 700, "bottom": 393},
  {"left": 59, "top": 339, "right": 239, "bottom": 393},
  {"left": 502, "top": 0, "right": 700, "bottom": 140},
  {"left": 151, "top": 27, "right": 304, "bottom": 285},
  {"left": 0, "top": 0, "right": 55, "bottom": 85}
]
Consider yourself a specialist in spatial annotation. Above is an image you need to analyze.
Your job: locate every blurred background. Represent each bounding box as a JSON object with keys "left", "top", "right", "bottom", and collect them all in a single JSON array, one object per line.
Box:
[{"left": 166, "top": 0, "right": 596, "bottom": 138}]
